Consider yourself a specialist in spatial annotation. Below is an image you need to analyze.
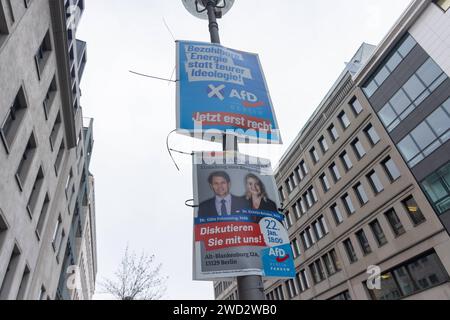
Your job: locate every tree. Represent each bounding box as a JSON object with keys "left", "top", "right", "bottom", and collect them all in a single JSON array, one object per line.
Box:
[{"left": 101, "top": 246, "right": 167, "bottom": 300}]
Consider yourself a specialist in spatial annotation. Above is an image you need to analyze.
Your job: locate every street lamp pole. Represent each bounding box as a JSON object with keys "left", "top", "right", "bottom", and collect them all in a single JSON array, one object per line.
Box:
[{"left": 202, "top": 0, "right": 265, "bottom": 301}]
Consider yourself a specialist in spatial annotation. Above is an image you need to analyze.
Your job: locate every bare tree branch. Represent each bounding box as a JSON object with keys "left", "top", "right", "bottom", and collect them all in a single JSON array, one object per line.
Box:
[{"left": 100, "top": 246, "right": 167, "bottom": 300}]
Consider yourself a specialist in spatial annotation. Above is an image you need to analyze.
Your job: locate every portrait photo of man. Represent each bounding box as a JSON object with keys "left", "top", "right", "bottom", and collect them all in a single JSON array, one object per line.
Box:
[{"left": 197, "top": 171, "right": 248, "bottom": 218}]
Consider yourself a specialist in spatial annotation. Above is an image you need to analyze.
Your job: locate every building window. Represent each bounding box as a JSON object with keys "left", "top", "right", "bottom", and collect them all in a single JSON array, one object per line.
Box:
[
  {"left": 54, "top": 140, "right": 65, "bottom": 176},
  {"left": 382, "top": 157, "right": 401, "bottom": 182},
  {"left": 369, "top": 220, "right": 388, "bottom": 247},
  {"left": 421, "top": 161, "right": 450, "bottom": 215},
  {"left": 285, "top": 178, "right": 293, "bottom": 194},
  {"left": 341, "top": 193, "right": 356, "bottom": 215},
  {"left": 51, "top": 215, "right": 62, "bottom": 251},
  {"left": 351, "top": 138, "right": 366, "bottom": 160},
  {"left": 329, "top": 291, "right": 352, "bottom": 300},
  {"left": 340, "top": 151, "right": 353, "bottom": 171},
  {"left": 397, "top": 98, "right": 450, "bottom": 168},
  {"left": 300, "top": 160, "right": 308, "bottom": 177},
  {"left": 354, "top": 182, "right": 369, "bottom": 205},
  {"left": 306, "top": 227, "right": 316, "bottom": 245},
  {"left": 294, "top": 166, "right": 303, "bottom": 182},
  {"left": 299, "top": 270, "right": 310, "bottom": 291},
  {"left": 434, "top": 0, "right": 450, "bottom": 11},
  {"left": 362, "top": 34, "right": 417, "bottom": 98},
  {"left": 300, "top": 231, "right": 311, "bottom": 250},
  {"left": 49, "top": 112, "right": 62, "bottom": 151},
  {"left": 385, "top": 209, "right": 406, "bottom": 236},
  {"left": 286, "top": 279, "right": 299, "bottom": 299},
  {"left": 309, "top": 186, "right": 318, "bottom": 203},
  {"left": 329, "top": 162, "right": 341, "bottom": 182},
  {"left": 27, "top": 167, "right": 44, "bottom": 218},
  {"left": 402, "top": 196, "right": 426, "bottom": 226},
  {"left": 378, "top": 58, "right": 447, "bottom": 132},
  {"left": 331, "top": 203, "right": 344, "bottom": 225},
  {"left": 309, "top": 259, "right": 326, "bottom": 284},
  {"left": 291, "top": 238, "right": 301, "bottom": 258},
  {"left": 350, "top": 97, "right": 363, "bottom": 115},
  {"left": 0, "top": 86, "right": 28, "bottom": 153},
  {"left": 313, "top": 216, "right": 328, "bottom": 241},
  {"left": 285, "top": 211, "right": 293, "bottom": 228},
  {"left": 367, "top": 251, "right": 450, "bottom": 300},
  {"left": 0, "top": 212, "right": 8, "bottom": 252},
  {"left": 364, "top": 124, "right": 380, "bottom": 146},
  {"left": 298, "top": 198, "right": 307, "bottom": 216},
  {"left": 65, "top": 169, "right": 73, "bottom": 198},
  {"left": 43, "top": 76, "right": 57, "bottom": 119},
  {"left": 328, "top": 123, "right": 339, "bottom": 142},
  {"left": 319, "top": 173, "right": 331, "bottom": 192},
  {"left": 15, "top": 133, "right": 37, "bottom": 191},
  {"left": 338, "top": 111, "right": 351, "bottom": 129},
  {"left": 329, "top": 249, "right": 341, "bottom": 272},
  {"left": 367, "top": 170, "right": 384, "bottom": 194},
  {"left": 343, "top": 238, "right": 358, "bottom": 263},
  {"left": 278, "top": 187, "right": 285, "bottom": 202},
  {"left": 310, "top": 147, "right": 320, "bottom": 164},
  {"left": 16, "top": 265, "right": 31, "bottom": 300},
  {"left": 38, "top": 286, "right": 47, "bottom": 300},
  {"left": 319, "top": 136, "right": 329, "bottom": 153},
  {"left": 36, "top": 193, "right": 50, "bottom": 240},
  {"left": 322, "top": 251, "right": 338, "bottom": 277},
  {"left": 356, "top": 229, "right": 372, "bottom": 255},
  {"left": 0, "top": 244, "right": 21, "bottom": 300},
  {"left": 35, "top": 30, "right": 52, "bottom": 79}
]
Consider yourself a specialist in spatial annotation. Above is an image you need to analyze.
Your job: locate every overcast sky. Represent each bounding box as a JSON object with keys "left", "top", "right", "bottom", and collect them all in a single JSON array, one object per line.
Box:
[{"left": 77, "top": 0, "right": 411, "bottom": 300}]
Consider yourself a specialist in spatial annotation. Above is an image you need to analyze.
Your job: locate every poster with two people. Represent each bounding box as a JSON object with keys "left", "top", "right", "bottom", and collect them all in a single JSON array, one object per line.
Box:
[{"left": 193, "top": 151, "right": 295, "bottom": 280}]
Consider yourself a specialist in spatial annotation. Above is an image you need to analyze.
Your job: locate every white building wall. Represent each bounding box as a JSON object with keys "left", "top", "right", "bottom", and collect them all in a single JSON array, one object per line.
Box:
[{"left": 409, "top": 4, "right": 450, "bottom": 76}]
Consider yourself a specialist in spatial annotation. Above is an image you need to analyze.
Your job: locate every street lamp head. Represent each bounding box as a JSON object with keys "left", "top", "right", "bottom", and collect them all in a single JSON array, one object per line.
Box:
[{"left": 182, "top": 0, "right": 235, "bottom": 20}]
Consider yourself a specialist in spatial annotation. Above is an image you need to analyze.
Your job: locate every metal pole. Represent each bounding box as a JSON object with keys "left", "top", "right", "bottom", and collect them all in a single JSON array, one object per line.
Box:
[{"left": 204, "top": 0, "right": 265, "bottom": 301}]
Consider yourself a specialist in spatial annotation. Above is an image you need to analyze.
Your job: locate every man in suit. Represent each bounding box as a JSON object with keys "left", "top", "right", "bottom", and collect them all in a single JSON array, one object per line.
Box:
[{"left": 198, "top": 171, "right": 248, "bottom": 218}]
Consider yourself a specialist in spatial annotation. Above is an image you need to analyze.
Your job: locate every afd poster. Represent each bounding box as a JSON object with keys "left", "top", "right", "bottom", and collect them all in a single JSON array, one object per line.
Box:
[
  {"left": 176, "top": 40, "right": 281, "bottom": 143},
  {"left": 192, "top": 151, "right": 295, "bottom": 281}
]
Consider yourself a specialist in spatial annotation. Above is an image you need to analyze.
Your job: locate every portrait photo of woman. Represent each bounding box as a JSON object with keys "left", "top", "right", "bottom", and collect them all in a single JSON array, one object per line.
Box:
[{"left": 243, "top": 173, "right": 278, "bottom": 212}]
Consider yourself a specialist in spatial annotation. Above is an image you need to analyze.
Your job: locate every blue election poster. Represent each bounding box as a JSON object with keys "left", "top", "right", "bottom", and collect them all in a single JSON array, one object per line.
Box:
[{"left": 176, "top": 40, "right": 282, "bottom": 144}]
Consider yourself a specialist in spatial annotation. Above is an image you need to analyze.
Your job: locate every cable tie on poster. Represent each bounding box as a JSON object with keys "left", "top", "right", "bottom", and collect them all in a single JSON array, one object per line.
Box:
[{"left": 185, "top": 199, "right": 198, "bottom": 208}]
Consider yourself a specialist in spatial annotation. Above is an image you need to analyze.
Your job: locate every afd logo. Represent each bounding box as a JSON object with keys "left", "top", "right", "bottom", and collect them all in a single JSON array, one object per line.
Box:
[
  {"left": 207, "top": 84, "right": 264, "bottom": 108},
  {"left": 269, "top": 247, "right": 290, "bottom": 263}
]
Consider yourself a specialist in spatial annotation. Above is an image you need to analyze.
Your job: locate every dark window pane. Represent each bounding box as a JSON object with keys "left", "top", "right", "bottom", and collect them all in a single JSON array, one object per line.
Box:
[
  {"left": 421, "top": 162, "right": 450, "bottom": 214},
  {"left": 368, "top": 272, "right": 402, "bottom": 300},
  {"left": 397, "top": 35, "right": 416, "bottom": 57},
  {"left": 385, "top": 209, "right": 405, "bottom": 236},
  {"left": 411, "top": 122, "right": 436, "bottom": 151},
  {"left": 379, "top": 104, "right": 397, "bottom": 127},
  {"left": 363, "top": 80, "right": 378, "bottom": 97},
  {"left": 343, "top": 239, "right": 358, "bottom": 263},
  {"left": 417, "top": 58, "right": 443, "bottom": 87},
  {"left": 382, "top": 157, "right": 401, "bottom": 182},
  {"left": 403, "top": 75, "right": 426, "bottom": 101},
  {"left": 356, "top": 229, "right": 372, "bottom": 255},
  {"left": 386, "top": 52, "right": 402, "bottom": 71},
  {"left": 398, "top": 136, "right": 421, "bottom": 162},
  {"left": 407, "top": 252, "right": 450, "bottom": 291},
  {"left": 390, "top": 90, "right": 411, "bottom": 115},
  {"left": 351, "top": 98, "right": 363, "bottom": 115},
  {"left": 370, "top": 220, "right": 388, "bottom": 246},
  {"left": 402, "top": 196, "right": 426, "bottom": 225}
]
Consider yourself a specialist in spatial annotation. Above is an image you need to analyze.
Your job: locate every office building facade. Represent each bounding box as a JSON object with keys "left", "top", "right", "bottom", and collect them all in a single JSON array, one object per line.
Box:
[
  {"left": 215, "top": 0, "right": 450, "bottom": 301},
  {"left": 0, "top": 0, "right": 96, "bottom": 300}
]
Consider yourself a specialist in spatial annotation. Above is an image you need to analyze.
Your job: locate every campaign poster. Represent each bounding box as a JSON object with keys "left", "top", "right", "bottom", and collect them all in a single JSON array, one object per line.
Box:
[
  {"left": 176, "top": 40, "right": 282, "bottom": 144},
  {"left": 192, "top": 151, "right": 295, "bottom": 281}
]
